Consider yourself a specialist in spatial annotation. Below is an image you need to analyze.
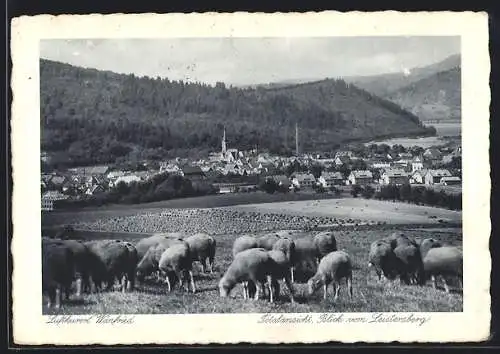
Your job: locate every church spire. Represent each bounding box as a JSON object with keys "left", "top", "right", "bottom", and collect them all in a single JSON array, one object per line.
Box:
[{"left": 222, "top": 127, "right": 227, "bottom": 154}]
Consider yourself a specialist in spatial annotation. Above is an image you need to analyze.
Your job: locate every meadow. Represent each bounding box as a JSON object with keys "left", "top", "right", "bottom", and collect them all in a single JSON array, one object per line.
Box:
[{"left": 42, "top": 198, "right": 463, "bottom": 315}]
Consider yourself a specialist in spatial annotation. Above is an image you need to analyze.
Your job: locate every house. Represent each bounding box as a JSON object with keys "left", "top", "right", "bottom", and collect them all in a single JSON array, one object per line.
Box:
[
  {"left": 181, "top": 166, "right": 206, "bottom": 180},
  {"left": 380, "top": 169, "right": 409, "bottom": 185},
  {"left": 334, "top": 155, "right": 351, "bottom": 167},
  {"left": 440, "top": 176, "right": 462, "bottom": 186},
  {"left": 112, "top": 175, "right": 141, "bottom": 187},
  {"left": 86, "top": 184, "right": 106, "bottom": 195},
  {"left": 370, "top": 161, "right": 391, "bottom": 169},
  {"left": 335, "top": 150, "right": 354, "bottom": 158},
  {"left": 47, "top": 175, "right": 67, "bottom": 191},
  {"left": 160, "top": 163, "right": 182, "bottom": 175},
  {"left": 107, "top": 170, "right": 127, "bottom": 180},
  {"left": 266, "top": 175, "right": 292, "bottom": 189},
  {"left": 70, "top": 165, "right": 110, "bottom": 176},
  {"left": 411, "top": 156, "right": 424, "bottom": 172},
  {"left": 398, "top": 152, "right": 413, "bottom": 159},
  {"left": 41, "top": 190, "right": 69, "bottom": 211},
  {"left": 423, "top": 148, "right": 443, "bottom": 161},
  {"left": 347, "top": 170, "right": 373, "bottom": 185},
  {"left": 291, "top": 173, "right": 316, "bottom": 189},
  {"left": 317, "top": 172, "right": 344, "bottom": 188},
  {"left": 424, "top": 169, "right": 452, "bottom": 185},
  {"left": 409, "top": 169, "right": 428, "bottom": 184}
]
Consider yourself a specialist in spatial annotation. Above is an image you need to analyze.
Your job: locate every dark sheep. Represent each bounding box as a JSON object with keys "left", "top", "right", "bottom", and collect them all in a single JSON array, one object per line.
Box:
[
  {"left": 293, "top": 237, "right": 318, "bottom": 282},
  {"left": 368, "top": 239, "right": 400, "bottom": 281},
  {"left": 393, "top": 244, "right": 425, "bottom": 285},
  {"left": 313, "top": 231, "right": 338, "bottom": 262},
  {"left": 42, "top": 240, "right": 76, "bottom": 308},
  {"left": 84, "top": 240, "right": 135, "bottom": 292},
  {"left": 185, "top": 233, "right": 217, "bottom": 273}
]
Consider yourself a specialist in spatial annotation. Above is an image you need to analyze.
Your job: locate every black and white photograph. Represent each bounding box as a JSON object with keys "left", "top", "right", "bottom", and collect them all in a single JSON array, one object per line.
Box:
[
  {"left": 39, "top": 35, "right": 464, "bottom": 314},
  {"left": 11, "top": 12, "right": 490, "bottom": 344}
]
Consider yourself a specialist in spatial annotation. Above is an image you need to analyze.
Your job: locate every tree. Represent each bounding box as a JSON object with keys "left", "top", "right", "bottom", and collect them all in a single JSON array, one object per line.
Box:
[
  {"left": 351, "top": 185, "right": 363, "bottom": 198},
  {"left": 399, "top": 183, "right": 412, "bottom": 202},
  {"left": 310, "top": 164, "right": 324, "bottom": 179},
  {"left": 361, "top": 185, "right": 375, "bottom": 199}
]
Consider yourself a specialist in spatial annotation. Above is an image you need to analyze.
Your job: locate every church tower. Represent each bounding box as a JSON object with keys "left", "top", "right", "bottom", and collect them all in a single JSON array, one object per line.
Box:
[{"left": 221, "top": 128, "right": 227, "bottom": 155}]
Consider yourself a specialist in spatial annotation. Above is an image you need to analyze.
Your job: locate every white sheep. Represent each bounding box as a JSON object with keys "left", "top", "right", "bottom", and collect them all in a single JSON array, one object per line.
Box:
[
  {"left": 307, "top": 250, "right": 353, "bottom": 302},
  {"left": 232, "top": 235, "right": 258, "bottom": 257},
  {"left": 158, "top": 241, "right": 196, "bottom": 293},
  {"left": 219, "top": 248, "right": 275, "bottom": 302}
]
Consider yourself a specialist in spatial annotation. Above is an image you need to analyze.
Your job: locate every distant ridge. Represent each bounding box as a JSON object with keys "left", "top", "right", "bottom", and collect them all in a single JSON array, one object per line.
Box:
[{"left": 40, "top": 59, "right": 434, "bottom": 167}]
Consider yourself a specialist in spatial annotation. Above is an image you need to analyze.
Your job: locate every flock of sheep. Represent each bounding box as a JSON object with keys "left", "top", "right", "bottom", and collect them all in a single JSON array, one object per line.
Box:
[{"left": 42, "top": 229, "right": 463, "bottom": 309}]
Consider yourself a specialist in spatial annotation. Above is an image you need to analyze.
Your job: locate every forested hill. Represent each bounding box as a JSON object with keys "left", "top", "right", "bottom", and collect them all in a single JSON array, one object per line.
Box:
[
  {"left": 40, "top": 59, "right": 434, "bottom": 167},
  {"left": 386, "top": 67, "right": 461, "bottom": 122}
]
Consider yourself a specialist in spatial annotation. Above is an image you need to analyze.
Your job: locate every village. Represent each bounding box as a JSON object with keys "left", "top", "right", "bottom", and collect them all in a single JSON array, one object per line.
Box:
[{"left": 41, "top": 128, "right": 462, "bottom": 211}]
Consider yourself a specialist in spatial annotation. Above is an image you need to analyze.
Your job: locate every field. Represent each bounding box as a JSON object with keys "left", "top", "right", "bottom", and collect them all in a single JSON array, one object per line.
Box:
[
  {"left": 42, "top": 191, "right": 344, "bottom": 227},
  {"left": 42, "top": 198, "right": 463, "bottom": 315}
]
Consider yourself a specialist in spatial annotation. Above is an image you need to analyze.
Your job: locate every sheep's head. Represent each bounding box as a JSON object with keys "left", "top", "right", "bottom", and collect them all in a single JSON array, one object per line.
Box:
[
  {"left": 218, "top": 278, "right": 230, "bottom": 298},
  {"left": 307, "top": 277, "right": 322, "bottom": 295}
]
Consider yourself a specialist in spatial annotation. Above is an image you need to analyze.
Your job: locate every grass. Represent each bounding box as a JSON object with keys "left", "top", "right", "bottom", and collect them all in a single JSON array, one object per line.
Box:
[
  {"left": 42, "top": 226, "right": 463, "bottom": 315},
  {"left": 229, "top": 198, "right": 462, "bottom": 225}
]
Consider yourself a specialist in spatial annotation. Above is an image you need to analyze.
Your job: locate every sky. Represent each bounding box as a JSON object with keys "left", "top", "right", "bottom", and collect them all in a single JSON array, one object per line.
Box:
[{"left": 40, "top": 37, "right": 460, "bottom": 86}]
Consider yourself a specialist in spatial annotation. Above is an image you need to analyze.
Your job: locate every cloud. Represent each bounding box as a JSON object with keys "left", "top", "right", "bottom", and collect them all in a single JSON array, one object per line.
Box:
[{"left": 40, "top": 37, "right": 460, "bottom": 85}]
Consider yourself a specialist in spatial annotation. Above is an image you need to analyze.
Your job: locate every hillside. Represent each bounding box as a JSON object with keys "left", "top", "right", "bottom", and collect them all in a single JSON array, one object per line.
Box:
[
  {"left": 345, "top": 54, "right": 460, "bottom": 99},
  {"left": 40, "top": 59, "right": 434, "bottom": 167},
  {"left": 386, "top": 67, "right": 461, "bottom": 122}
]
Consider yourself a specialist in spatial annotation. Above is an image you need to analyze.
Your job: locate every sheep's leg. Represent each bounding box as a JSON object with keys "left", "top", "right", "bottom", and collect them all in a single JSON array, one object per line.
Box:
[
  {"left": 323, "top": 283, "right": 328, "bottom": 300},
  {"left": 457, "top": 277, "right": 463, "bottom": 290},
  {"left": 284, "top": 276, "right": 295, "bottom": 303},
  {"left": 242, "top": 282, "right": 248, "bottom": 300},
  {"left": 442, "top": 276, "right": 450, "bottom": 293},
  {"left": 290, "top": 267, "right": 295, "bottom": 284},
  {"left": 347, "top": 275, "right": 353, "bottom": 299},
  {"left": 189, "top": 270, "right": 196, "bottom": 294},
  {"left": 431, "top": 275, "right": 438, "bottom": 290},
  {"left": 47, "top": 288, "right": 54, "bottom": 308},
  {"left": 209, "top": 258, "right": 215, "bottom": 274},
  {"left": 267, "top": 275, "right": 274, "bottom": 303},
  {"left": 75, "top": 278, "right": 83, "bottom": 297},
  {"left": 254, "top": 282, "right": 264, "bottom": 301},
  {"left": 55, "top": 287, "right": 62, "bottom": 309},
  {"left": 334, "top": 283, "right": 340, "bottom": 301},
  {"left": 164, "top": 274, "right": 171, "bottom": 292},
  {"left": 121, "top": 275, "right": 127, "bottom": 293}
]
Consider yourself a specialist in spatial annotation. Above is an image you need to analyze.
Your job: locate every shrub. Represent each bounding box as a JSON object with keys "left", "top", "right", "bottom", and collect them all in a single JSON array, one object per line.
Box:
[
  {"left": 361, "top": 185, "right": 375, "bottom": 199},
  {"left": 351, "top": 185, "right": 363, "bottom": 198}
]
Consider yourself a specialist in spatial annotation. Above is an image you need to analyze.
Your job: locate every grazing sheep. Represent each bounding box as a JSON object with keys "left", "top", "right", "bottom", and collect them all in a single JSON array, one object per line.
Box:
[
  {"left": 420, "top": 239, "right": 462, "bottom": 293},
  {"left": 387, "top": 232, "right": 418, "bottom": 249},
  {"left": 419, "top": 238, "right": 443, "bottom": 257},
  {"left": 219, "top": 248, "right": 275, "bottom": 302},
  {"left": 232, "top": 235, "right": 258, "bottom": 257},
  {"left": 307, "top": 250, "right": 353, "bottom": 302},
  {"left": 393, "top": 243, "right": 424, "bottom": 285},
  {"left": 135, "top": 233, "right": 184, "bottom": 261},
  {"left": 136, "top": 238, "right": 185, "bottom": 282},
  {"left": 256, "top": 233, "right": 281, "bottom": 250},
  {"left": 185, "top": 233, "right": 216, "bottom": 273},
  {"left": 121, "top": 241, "right": 139, "bottom": 291},
  {"left": 42, "top": 240, "right": 76, "bottom": 309},
  {"left": 158, "top": 241, "right": 195, "bottom": 293},
  {"left": 272, "top": 237, "right": 297, "bottom": 283},
  {"left": 368, "top": 240, "right": 400, "bottom": 281},
  {"left": 293, "top": 237, "right": 318, "bottom": 281},
  {"left": 84, "top": 240, "right": 135, "bottom": 292},
  {"left": 267, "top": 250, "right": 295, "bottom": 303},
  {"left": 313, "top": 231, "right": 338, "bottom": 263}
]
